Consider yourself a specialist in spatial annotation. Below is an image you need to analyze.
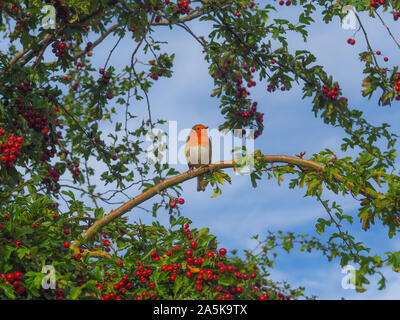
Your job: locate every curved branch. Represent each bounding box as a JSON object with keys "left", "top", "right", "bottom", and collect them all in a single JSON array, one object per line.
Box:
[{"left": 70, "top": 154, "right": 384, "bottom": 252}]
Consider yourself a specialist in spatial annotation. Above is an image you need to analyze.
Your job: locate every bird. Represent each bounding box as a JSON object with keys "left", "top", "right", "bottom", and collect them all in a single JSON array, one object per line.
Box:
[{"left": 185, "top": 124, "right": 212, "bottom": 192}]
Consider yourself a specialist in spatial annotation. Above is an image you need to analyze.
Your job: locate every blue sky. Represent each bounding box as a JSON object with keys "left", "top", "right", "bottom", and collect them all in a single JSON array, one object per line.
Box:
[{"left": 3, "top": 2, "right": 400, "bottom": 299}]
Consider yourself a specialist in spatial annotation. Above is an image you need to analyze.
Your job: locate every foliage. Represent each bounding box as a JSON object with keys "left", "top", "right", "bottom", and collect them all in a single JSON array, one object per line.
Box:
[{"left": 0, "top": 0, "right": 400, "bottom": 299}]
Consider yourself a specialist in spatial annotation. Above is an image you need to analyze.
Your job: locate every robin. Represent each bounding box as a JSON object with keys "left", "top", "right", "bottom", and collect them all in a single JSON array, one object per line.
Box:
[{"left": 185, "top": 124, "right": 212, "bottom": 192}]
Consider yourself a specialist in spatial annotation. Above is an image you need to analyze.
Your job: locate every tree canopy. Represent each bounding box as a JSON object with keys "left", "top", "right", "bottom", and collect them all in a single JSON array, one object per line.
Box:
[{"left": 0, "top": 0, "right": 400, "bottom": 300}]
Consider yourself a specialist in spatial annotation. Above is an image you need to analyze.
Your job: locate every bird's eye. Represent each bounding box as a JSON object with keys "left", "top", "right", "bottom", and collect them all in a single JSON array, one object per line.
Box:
[{"left": 196, "top": 128, "right": 199, "bottom": 130}]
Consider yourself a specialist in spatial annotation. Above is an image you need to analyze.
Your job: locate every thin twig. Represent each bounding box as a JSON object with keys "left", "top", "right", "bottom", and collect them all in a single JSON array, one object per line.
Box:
[{"left": 374, "top": 11, "right": 400, "bottom": 50}]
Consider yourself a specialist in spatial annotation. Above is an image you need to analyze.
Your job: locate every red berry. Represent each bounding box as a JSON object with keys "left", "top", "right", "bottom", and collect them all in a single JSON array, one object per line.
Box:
[
  {"left": 6, "top": 274, "right": 14, "bottom": 282},
  {"left": 219, "top": 248, "right": 227, "bottom": 255},
  {"left": 347, "top": 38, "right": 355, "bottom": 45},
  {"left": 207, "top": 252, "right": 214, "bottom": 258},
  {"left": 169, "top": 274, "right": 176, "bottom": 282},
  {"left": 190, "top": 241, "right": 197, "bottom": 249}
]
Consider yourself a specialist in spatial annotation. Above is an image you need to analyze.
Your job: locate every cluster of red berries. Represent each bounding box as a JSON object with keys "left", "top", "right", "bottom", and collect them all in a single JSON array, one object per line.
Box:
[
  {"left": 394, "top": 11, "right": 400, "bottom": 21},
  {"left": 51, "top": 37, "right": 69, "bottom": 58},
  {"left": 55, "top": 288, "right": 64, "bottom": 300},
  {"left": 370, "top": 0, "right": 385, "bottom": 8},
  {"left": 85, "top": 41, "right": 93, "bottom": 53},
  {"left": 41, "top": 166, "right": 61, "bottom": 191},
  {"left": 234, "top": 102, "right": 263, "bottom": 128},
  {"left": 23, "top": 108, "right": 50, "bottom": 134},
  {"left": 8, "top": 4, "right": 19, "bottom": 11},
  {"left": 161, "top": 261, "right": 183, "bottom": 278},
  {"left": 67, "top": 162, "right": 81, "bottom": 179},
  {"left": 279, "top": 0, "right": 292, "bottom": 5},
  {"left": 375, "top": 50, "right": 390, "bottom": 64},
  {"left": 98, "top": 270, "right": 154, "bottom": 300},
  {"left": 266, "top": 83, "right": 276, "bottom": 92},
  {"left": 184, "top": 224, "right": 260, "bottom": 299},
  {"left": 234, "top": 9, "right": 242, "bottom": 17},
  {"left": 0, "top": 132, "right": 23, "bottom": 167},
  {"left": 31, "top": 221, "right": 41, "bottom": 228},
  {"left": 0, "top": 272, "right": 24, "bottom": 296},
  {"left": 169, "top": 197, "right": 185, "bottom": 208},
  {"left": 16, "top": 80, "right": 33, "bottom": 93},
  {"left": 100, "top": 233, "right": 111, "bottom": 252},
  {"left": 98, "top": 68, "right": 113, "bottom": 98},
  {"left": 13, "top": 16, "right": 27, "bottom": 33},
  {"left": 99, "top": 68, "right": 111, "bottom": 84},
  {"left": 149, "top": 59, "right": 172, "bottom": 81},
  {"left": 135, "top": 264, "right": 155, "bottom": 286},
  {"left": 82, "top": 24, "right": 90, "bottom": 32},
  {"left": 71, "top": 247, "right": 85, "bottom": 261},
  {"left": 154, "top": 14, "right": 162, "bottom": 23},
  {"left": 389, "top": 73, "right": 400, "bottom": 101},
  {"left": 150, "top": 72, "right": 161, "bottom": 80},
  {"left": 41, "top": 146, "right": 58, "bottom": 162},
  {"left": 45, "top": 168, "right": 61, "bottom": 183},
  {"left": 176, "top": 1, "right": 190, "bottom": 14},
  {"left": 234, "top": 74, "right": 251, "bottom": 98},
  {"left": 51, "top": 0, "right": 73, "bottom": 23},
  {"left": 322, "top": 84, "right": 348, "bottom": 102},
  {"left": 110, "top": 147, "right": 121, "bottom": 161}
]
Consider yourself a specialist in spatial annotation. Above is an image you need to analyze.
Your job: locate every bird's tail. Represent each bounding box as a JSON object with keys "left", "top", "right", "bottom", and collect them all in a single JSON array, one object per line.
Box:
[{"left": 197, "top": 175, "right": 206, "bottom": 192}]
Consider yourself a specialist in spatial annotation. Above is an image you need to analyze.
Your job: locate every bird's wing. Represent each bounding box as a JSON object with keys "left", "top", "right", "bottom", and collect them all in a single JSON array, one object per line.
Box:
[
  {"left": 186, "top": 129, "right": 193, "bottom": 143},
  {"left": 209, "top": 136, "right": 212, "bottom": 164},
  {"left": 185, "top": 142, "right": 191, "bottom": 166}
]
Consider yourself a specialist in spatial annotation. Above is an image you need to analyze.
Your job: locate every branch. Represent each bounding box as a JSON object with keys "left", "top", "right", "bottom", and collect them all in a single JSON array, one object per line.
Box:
[
  {"left": 70, "top": 154, "right": 384, "bottom": 252},
  {"left": 374, "top": 11, "right": 400, "bottom": 50},
  {"left": 354, "top": 11, "right": 381, "bottom": 71}
]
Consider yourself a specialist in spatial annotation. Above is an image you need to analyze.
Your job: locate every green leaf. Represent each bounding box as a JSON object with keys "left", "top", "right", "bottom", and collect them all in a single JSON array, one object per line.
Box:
[{"left": 0, "top": 283, "right": 16, "bottom": 299}]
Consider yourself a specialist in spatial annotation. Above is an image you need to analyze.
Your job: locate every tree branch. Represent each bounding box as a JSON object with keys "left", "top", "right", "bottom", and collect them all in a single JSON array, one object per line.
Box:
[{"left": 70, "top": 153, "right": 384, "bottom": 252}]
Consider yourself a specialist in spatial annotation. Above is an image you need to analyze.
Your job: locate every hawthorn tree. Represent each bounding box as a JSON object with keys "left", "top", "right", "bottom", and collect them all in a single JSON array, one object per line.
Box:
[{"left": 0, "top": 0, "right": 400, "bottom": 300}]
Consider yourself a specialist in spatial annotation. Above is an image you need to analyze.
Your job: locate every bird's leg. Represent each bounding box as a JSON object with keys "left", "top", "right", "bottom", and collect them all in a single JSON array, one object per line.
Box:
[
  {"left": 188, "top": 165, "right": 195, "bottom": 177},
  {"left": 206, "top": 164, "right": 214, "bottom": 176}
]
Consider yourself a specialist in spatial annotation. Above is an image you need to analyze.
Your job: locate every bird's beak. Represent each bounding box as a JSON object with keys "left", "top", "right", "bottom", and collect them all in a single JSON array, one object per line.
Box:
[{"left": 205, "top": 126, "right": 208, "bottom": 129}]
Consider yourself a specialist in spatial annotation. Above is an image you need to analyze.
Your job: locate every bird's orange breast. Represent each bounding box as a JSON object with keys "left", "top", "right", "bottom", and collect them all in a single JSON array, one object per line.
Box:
[{"left": 186, "top": 130, "right": 210, "bottom": 148}]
